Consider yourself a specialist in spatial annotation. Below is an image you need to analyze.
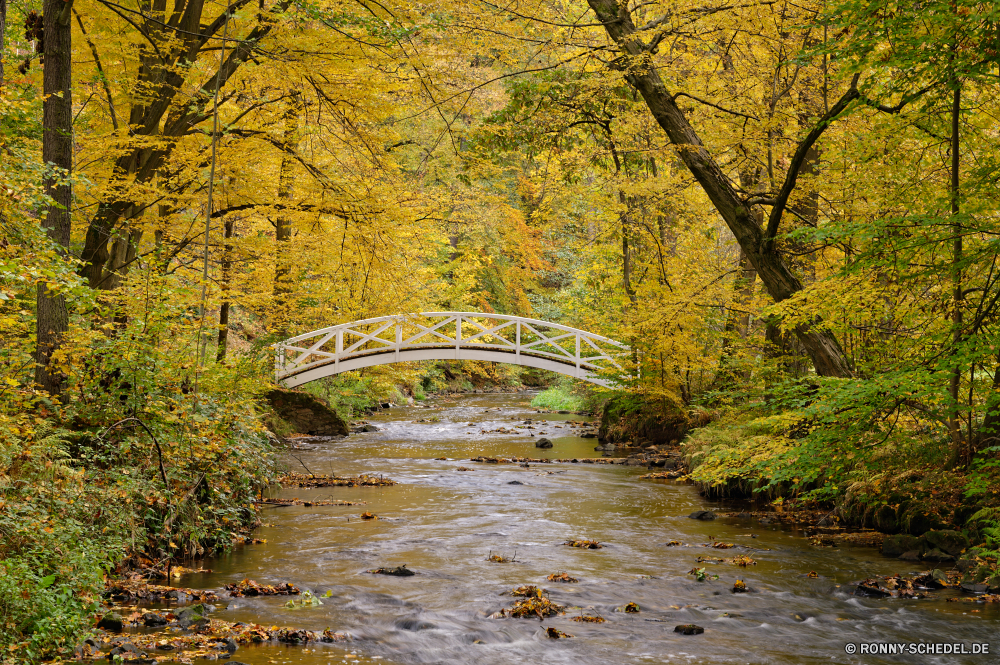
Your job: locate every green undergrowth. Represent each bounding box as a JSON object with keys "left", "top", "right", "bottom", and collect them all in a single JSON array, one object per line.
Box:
[
  {"left": 0, "top": 292, "right": 281, "bottom": 663},
  {"left": 531, "top": 382, "right": 586, "bottom": 412},
  {"left": 683, "top": 397, "right": 1000, "bottom": 537}
]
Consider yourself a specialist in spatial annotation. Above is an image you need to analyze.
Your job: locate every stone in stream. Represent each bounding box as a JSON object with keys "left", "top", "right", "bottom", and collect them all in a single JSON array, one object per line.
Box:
[
  {"left": 508, "top": 480, "right": 524, "bottom": 485},
  {"left": 688, "top": 510, "right": 716, "bottom": 521},
  {"left": 142, "top": 612, "right": 168, "bottom": 627},
  {"left": 674, "top": 624, "right": 704, "bottom": 635},
  {"left": 854, "top": 582, "right": 891, "bottom": 598},
  {"left": 899, "top": 550, "right": 922, "bottom": 561},
  {"left": 368, "top": 565, "right": 416, "bottom": 576},
  {"left": 922, "top": 529, "right": 969, "bottom": 557},
  {"left": 176, "top": 605, "right": 210, "bottom": 629},
  {"left": 360, "top": 424, "right": 381, "bottom": 432},
  {"left": 97, "top": 612, "right": 124, "bottom": 631},
  {"left": 535, "top": 437, "right": 553, "bottom": 448},
  {"left": 882, "top": 534, "right": 922, "bottom": 558},
  {"left": 923, "top": 548, "right": 956, "bottom": 563},
  {"left": 215, "top": 637, "right": 238, "bottom": 654}
]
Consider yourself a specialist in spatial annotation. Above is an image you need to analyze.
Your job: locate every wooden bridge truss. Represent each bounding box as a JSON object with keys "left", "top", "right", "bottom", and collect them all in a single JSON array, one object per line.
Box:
[{"left": 274, "top": 312, "right": 628, "bottom": 388}]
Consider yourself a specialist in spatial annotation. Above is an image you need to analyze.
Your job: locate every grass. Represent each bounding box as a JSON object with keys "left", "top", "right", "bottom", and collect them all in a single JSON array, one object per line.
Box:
[{"left": 531, "top": 383, "right": 586, "bottom": 412}]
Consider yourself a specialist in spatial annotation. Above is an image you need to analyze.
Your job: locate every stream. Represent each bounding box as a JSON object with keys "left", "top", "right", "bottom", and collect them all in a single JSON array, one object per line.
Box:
[{"left": 181, "top": 392, "right": 999, "bottom": 664}]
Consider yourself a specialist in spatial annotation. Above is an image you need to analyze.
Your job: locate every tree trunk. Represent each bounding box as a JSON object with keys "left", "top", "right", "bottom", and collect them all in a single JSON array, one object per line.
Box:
[
  {"left": 216, "top": 216, "right": 236, "bottom": 362},
  {"left": 0, "top": 0, "right": 7, "bottom": 86},
  {"left": 978, "top": 357, "right": 1000, "bottom": 451},
  {"left": 584, "top": 0, "right": 853, "bottom": 378},
  {"left": 949, "top": 79, "right": 964, "bottom": 460},
  {"left": 272, "top": 98, "right": 299, "bottom": 336},
  {"left": 35, "top": 0, "right": 74, "bottom": 395}
]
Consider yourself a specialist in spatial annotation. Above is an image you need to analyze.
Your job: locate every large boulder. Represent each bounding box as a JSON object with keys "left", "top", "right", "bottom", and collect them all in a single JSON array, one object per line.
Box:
[
  {"left": 534, "top": 438, "right": 553, "bottom": 448},
  {"left": 265, "top": 388, "right": 348, "bottom": 437},
  {"left": 922, "top": 530, "right": 969, "bottom": 557},
  {"left": 599, "top": 394, "right": 688, "bottom": 445},
  {"left": 882, "top": 534, "right": 922, "bottom": 558}
]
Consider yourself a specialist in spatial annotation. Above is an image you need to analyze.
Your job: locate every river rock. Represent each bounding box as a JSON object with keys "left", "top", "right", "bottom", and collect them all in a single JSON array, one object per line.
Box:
[
  {"left": 961, "top": 583, "right": 988, "bottom": 594},
  {"left": 535, "top": 438, "right": 553, "bottom": 448},
  {"left": 176, "top": 604, "right": 209, "bottom": 629},
  {"left": 581, "top": 432, "right": 597, "bottom": 438},
  {"left": 956, "top": 557, "right": 978, "bottom": 574},
  {"left": 265, "top": 388, "right": 349, "bottom": 436},
  {"left": 361, "top": 424, "right": 380, "bottom": 432},
  {"left": 899, "top": 550, "right": 922, "bottom": 561},
  {"left": 854, "top": 582, "right": 891, "bottom": 597},
  {"left": 599, "top": 394, "right": 689, "bottom": 446},
  {"left": 688, "top": 510, "right": 716, "bottom": 521},
  {"left": 97, "top": 612, "right": 124, "bottom": 631},
  {"left": 882, "top": 534, "right": 922, "bottom": 558},
  {"left": 915, "top": 569, "right": 949, "bottom": 589},
  {"left": 922, "top": 548, "right": 955, "bottom": 563},
  {"left": 215, "top": 638, "right": 238, "bottom": 654},
  {"left": 142, "top": 612, "right": 167, "bottom": 627},
  {"left": 508, "top": 480, "right": 523, "bottom": 485},
  {"left": 922, "top": 529, "right": 969, "bottom": 557},
  {"left": 674, "top": 624, "right": 704, "bottom": 635}
]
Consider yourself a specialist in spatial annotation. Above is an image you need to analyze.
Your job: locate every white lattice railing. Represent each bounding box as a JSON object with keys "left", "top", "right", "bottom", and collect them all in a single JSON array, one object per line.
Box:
[{"left": 274, "top": 312, "right": 628, "bottom": 387}]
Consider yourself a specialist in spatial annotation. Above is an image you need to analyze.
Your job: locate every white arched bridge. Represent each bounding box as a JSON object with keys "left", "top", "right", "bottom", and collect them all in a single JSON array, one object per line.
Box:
[{"left": 274, "top": 312, "right": 628, "bottom": 388}]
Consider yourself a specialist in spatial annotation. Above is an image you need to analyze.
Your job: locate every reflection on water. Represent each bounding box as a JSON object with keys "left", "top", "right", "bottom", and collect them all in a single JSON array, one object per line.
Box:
[{"left": 181, "top": 393, "right": 998, "bottom": 664}]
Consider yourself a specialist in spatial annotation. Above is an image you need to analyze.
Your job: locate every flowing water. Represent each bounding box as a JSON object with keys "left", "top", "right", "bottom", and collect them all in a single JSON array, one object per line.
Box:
[{"left": 185, "top": 393, "right": 999, "bottom": 664}]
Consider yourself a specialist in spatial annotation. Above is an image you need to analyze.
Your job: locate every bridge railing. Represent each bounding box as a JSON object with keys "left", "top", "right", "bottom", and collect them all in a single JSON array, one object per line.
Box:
[{"left": 275, "top": 312, "right": 628, "bottom": 383}]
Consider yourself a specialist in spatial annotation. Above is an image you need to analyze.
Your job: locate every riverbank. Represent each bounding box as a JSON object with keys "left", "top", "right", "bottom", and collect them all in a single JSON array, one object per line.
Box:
[
  {"left": 0, "top": 379, "right": 279, "bottom": 664},
  {"left": 597, "top": 394, "right": 1000, "bottom": 590}
]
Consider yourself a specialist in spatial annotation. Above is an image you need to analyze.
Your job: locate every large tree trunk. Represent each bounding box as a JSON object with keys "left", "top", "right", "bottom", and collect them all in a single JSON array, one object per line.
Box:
[
  {"left": 35, "top": 0, "right": 74, "bottom": 395},
  {"left": 584, "top": 0, "right": 853, "bottom": 378},
  {"left": 272, "top": 98, "right": 299, "bottom": 336}
]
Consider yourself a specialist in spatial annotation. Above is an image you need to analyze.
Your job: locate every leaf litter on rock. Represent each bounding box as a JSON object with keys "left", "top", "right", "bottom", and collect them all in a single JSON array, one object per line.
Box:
[{"left": 226, "top": 578, "right": 300, "bottom": 597}]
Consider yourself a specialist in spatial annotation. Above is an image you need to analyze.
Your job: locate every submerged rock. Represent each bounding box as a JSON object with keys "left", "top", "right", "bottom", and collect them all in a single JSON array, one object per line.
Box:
[
  {"left": 688, "top": 510, "right": 716, "bottom": 521},
  {"left": 674, "top": 624, "right": 704, "bottom": 635},
  {"left": 368, "top": 565, "right": 416, "bottom": 576},
  {"left": 535, "top": 438, "right": 553, "bottom": 448}
]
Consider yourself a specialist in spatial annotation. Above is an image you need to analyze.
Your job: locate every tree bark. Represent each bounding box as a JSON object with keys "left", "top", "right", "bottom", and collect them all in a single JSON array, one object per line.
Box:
[
  {"left": 35, "top": 0, "right": 74, "bottom": 395},
  {"left": 216, "top": 216, "right": 236, "bottom": 362},
  {"left": 584, "top": 0, "right": 853, "bottom": 378},
  {"left": 949, "top": 79, "right": 964, "bottom": 459},
  {"left": 0, "top": 0, "right": 7, "bottom": 86},
  {"left": 272, "top": 97, "right": 299, "bottom": 335}
]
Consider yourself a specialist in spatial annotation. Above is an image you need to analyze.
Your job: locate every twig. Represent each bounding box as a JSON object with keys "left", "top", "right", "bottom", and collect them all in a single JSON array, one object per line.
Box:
[
  {"left": 289, "top": 452, "right": 314, "bottom": 476},
  {"left": 100, "top": 417, "right": 170, "bottom": 502}
]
